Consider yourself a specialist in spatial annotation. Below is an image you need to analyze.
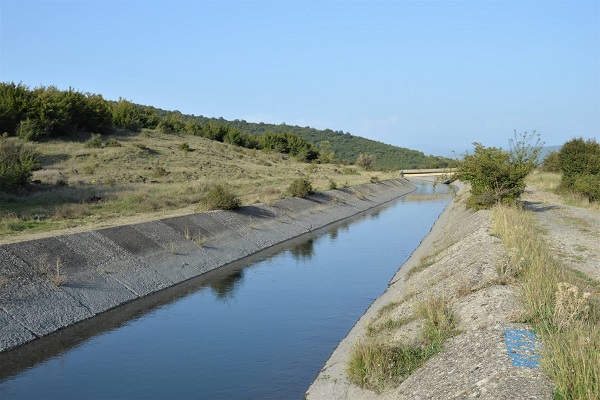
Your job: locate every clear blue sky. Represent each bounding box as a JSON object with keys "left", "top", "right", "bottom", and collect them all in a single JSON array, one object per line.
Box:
[{"left": 1, "top": 0, "right": 598, "bottom": 156}]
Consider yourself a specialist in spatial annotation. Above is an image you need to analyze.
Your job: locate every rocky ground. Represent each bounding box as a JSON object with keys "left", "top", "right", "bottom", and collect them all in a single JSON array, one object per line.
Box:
[{"left": 306, "top": 181, "right": 600, "bottom": 399}]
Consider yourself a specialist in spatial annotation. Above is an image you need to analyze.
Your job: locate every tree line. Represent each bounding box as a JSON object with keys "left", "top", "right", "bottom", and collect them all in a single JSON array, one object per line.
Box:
[{"left": 1, "top": 82, "right": 454, "bottom": 170}]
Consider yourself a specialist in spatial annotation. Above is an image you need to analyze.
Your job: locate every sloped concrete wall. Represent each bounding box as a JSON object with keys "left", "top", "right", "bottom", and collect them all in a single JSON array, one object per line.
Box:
[{"left": 0, "top": 179, "right": 416, "bottom": 353}]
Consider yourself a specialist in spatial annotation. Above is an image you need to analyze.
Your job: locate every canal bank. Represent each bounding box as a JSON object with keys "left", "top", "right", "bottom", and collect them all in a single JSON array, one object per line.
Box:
[
  {"left": 0, "top": 179, "right": 416, "bottom": 354},
  {"left": 306, "top": 180, "right": 553, "bottom": 399}
]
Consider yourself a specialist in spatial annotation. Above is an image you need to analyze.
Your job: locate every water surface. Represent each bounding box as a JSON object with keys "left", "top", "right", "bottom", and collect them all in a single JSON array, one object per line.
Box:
[{"left": 0, "top": 183, "right": 451, "bottom": 400}]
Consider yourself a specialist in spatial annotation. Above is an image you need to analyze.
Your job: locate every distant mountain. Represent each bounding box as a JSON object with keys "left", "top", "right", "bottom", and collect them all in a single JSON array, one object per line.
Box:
[{"left": 539, "top": 145, "right": 562, "bottom": 163}]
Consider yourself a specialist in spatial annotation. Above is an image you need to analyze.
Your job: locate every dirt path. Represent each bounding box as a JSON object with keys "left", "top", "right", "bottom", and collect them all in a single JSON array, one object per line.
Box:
[{"left": 522, "top": 186, "right": 600, "bottom": 282}]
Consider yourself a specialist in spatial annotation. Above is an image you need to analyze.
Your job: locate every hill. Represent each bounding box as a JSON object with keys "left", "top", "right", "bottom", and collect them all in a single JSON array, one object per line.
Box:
[
  {"left": 200, "top": 117, "right": 455, "bottom": 171},
  {"left": 1, "top": 83, "right": 454, "bottom": 171},
  {"left": 0, "top": 129, "right": 398, "bottom": 241}
]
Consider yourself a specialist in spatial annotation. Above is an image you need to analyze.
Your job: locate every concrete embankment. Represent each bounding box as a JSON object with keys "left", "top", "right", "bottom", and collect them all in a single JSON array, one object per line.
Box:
[
  {"left": 306, "top": 182, "right": 552, "bottom": 399},
  {"left": 0, "top": 179, "right": 416, "bottom": 354}
]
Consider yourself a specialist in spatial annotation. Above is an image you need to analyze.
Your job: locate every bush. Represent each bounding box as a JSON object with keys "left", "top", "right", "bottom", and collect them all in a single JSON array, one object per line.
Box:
[
  {"left": 457, "top": 131, "right": 541, "bottom": 209},
  {"left": 178, "top": 142, "right": 191, "bottom": 152},
  {"left": 0, "top": 136, "right": 40, "bottom": 192},
  {"left": 557, "top": 138, "right": 600, "bottom": 202},
  {"left": 203, "top": 184, "right": 241, "bottom": 210},
  {"left": 357, "top": 153, "right": 375, "bottom": 170},
  {"left": 287, "top": 177, "right": 313, "bottom": 198},
  {"left": 84, "top": 133, "right": 103, "bottom": 148},
  {"left": 540, "top": 151, "right": 561, "bottom": 172},
  {"left": 16, "top": 118, "right": 43, "bottom": 141},
  {"left": 572, "top": 174, "right": 600, "bottom": 202}
]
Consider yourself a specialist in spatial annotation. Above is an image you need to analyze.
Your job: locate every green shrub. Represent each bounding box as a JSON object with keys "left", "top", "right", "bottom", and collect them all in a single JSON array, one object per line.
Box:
[
  {"left": 558, "top": 138, "right": 600, "bottom": 202},
  {"left": 287, "top": 177, "right": 313, "bottom": 197},
  {"left": 178, "top": 142, "right": 191, "bottom": 152},
  {"left": 370, "top": 176, "right": 380, "bottom": 183},
  {"left": 16, "top": 118, "right": 43, "bottom": 141},
  {"left": 540, "top": 151, "right": 561, "bottom": 172},
  {"left": 203, "top": 184, "right": 241, "bottom": 210},
  {"left": 0, "top": 136, "right": 40, "bottom": 192},
  {"left": 572, "top": 174, "right": 600, "bottom": 202},
  {"left": 457, "top": 131, "right": 541, "bottom": 209},
  {"left": 84, "top": 133, "right": 103, "bottom": 149}
]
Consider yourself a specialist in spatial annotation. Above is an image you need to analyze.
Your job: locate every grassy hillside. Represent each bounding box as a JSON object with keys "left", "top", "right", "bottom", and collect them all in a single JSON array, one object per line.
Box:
[{"left": 0, "top": 129, "right": 398, "bottom": 242}]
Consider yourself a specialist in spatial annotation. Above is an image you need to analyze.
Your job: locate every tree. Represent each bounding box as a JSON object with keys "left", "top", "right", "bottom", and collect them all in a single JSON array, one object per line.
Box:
[
  {"left": 112, "top": 98, "right": 143, "bottom": 131},
  {"left": 0, "top": 82, "right": 31, "bottom": 135},
  {"left": 157, "top": 112, "right": 186, "bottom": 133}
]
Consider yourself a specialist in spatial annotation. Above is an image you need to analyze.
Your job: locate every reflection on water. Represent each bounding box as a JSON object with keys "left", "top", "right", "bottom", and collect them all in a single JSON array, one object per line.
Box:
[
  {"left": 0, "top": 182, "right": 451, "bottom": 400},
  {"left": 209, "top": 270, "right": 245, "bottom": 301},
  {"left": 289, "top": 237, "right": 315, "bottom": 261}
]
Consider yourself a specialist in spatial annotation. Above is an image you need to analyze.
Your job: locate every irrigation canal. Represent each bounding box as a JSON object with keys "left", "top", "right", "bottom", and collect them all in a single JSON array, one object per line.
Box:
[{"left": 0, "top": 183, "right": 451, "bottom": 400}]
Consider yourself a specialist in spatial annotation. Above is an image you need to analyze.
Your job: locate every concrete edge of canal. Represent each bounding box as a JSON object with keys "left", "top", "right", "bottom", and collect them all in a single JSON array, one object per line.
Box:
[
  {"left": 305, "top": 180, "right": 553, "bottom": 399},
  {"left": 0, "top": 179, "right": 417, "bottom": 354}
]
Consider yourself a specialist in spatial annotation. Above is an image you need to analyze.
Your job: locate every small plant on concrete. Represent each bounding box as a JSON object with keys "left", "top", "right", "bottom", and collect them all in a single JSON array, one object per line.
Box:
[
  {"left": 51, "top": 258, "right": 65, "bottom": 286},
  {"left": 287, "top": 177, "right": 313, "bottom": 198},
  {"left": 352, "top": 189, "right": 366, "bottom": 200}
]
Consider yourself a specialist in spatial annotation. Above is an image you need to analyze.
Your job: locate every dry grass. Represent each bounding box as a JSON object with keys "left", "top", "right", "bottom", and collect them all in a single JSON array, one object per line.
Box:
[
  {"left": 1, "top": 129, "right": 396, "bottom": 242},
  {"left": 492, "top": 204, "right": 599, "bottom": 399},
  {"left": 526, "top": 171, "right": 562, "bottom": 192},
  {"left": 526, "top": 171, "right": 600, "bottom": 213}
]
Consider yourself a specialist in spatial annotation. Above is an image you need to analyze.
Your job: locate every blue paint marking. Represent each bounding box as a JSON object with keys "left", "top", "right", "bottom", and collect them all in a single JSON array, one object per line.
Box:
[{"left": 504, "top": 329, "right": 541, "bottom": 369}]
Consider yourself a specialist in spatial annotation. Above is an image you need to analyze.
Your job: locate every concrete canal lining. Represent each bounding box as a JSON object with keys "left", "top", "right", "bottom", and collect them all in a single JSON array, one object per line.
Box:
[{"left": 0, "top": 179, "right": 416, "bottom": 354}]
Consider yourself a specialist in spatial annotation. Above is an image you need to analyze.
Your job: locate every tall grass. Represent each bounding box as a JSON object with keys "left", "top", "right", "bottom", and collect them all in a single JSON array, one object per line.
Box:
[
  {"left": 492, "top": 204, "right": 599, "bottom": 399},
  {"left": 347, "top": 294, "right": 457, "bottom": 392}
]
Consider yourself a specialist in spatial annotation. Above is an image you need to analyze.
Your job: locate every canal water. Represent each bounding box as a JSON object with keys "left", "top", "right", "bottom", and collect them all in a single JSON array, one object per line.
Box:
[{"left": 0, "top": 183, "right": 451, "bottom": 400}]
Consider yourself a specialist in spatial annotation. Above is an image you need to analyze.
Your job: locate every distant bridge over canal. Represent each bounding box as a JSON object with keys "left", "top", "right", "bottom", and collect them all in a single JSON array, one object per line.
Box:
[{"left": 399, "top": 168, "right": 457, "bottom": 178}]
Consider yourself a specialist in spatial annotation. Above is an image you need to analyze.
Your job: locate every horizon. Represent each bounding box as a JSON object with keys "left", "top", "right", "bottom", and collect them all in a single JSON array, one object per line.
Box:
[{"left": 1, "top": 1, "right": 598, "bottom": 157}]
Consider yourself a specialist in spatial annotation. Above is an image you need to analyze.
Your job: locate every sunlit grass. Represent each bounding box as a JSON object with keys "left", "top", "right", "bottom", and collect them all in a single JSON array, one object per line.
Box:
[
  {"left": 347, "top": 294, "right": 457, "bottom": 392},
  {"left": 1, "top": 130, "right": 396, "bottom": 242},
  {"left": 525, "top": 171, "right": 600, "bottom": 213},
  {"left": 492, "top": 204, "right": 599, "bottom": 399}
]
